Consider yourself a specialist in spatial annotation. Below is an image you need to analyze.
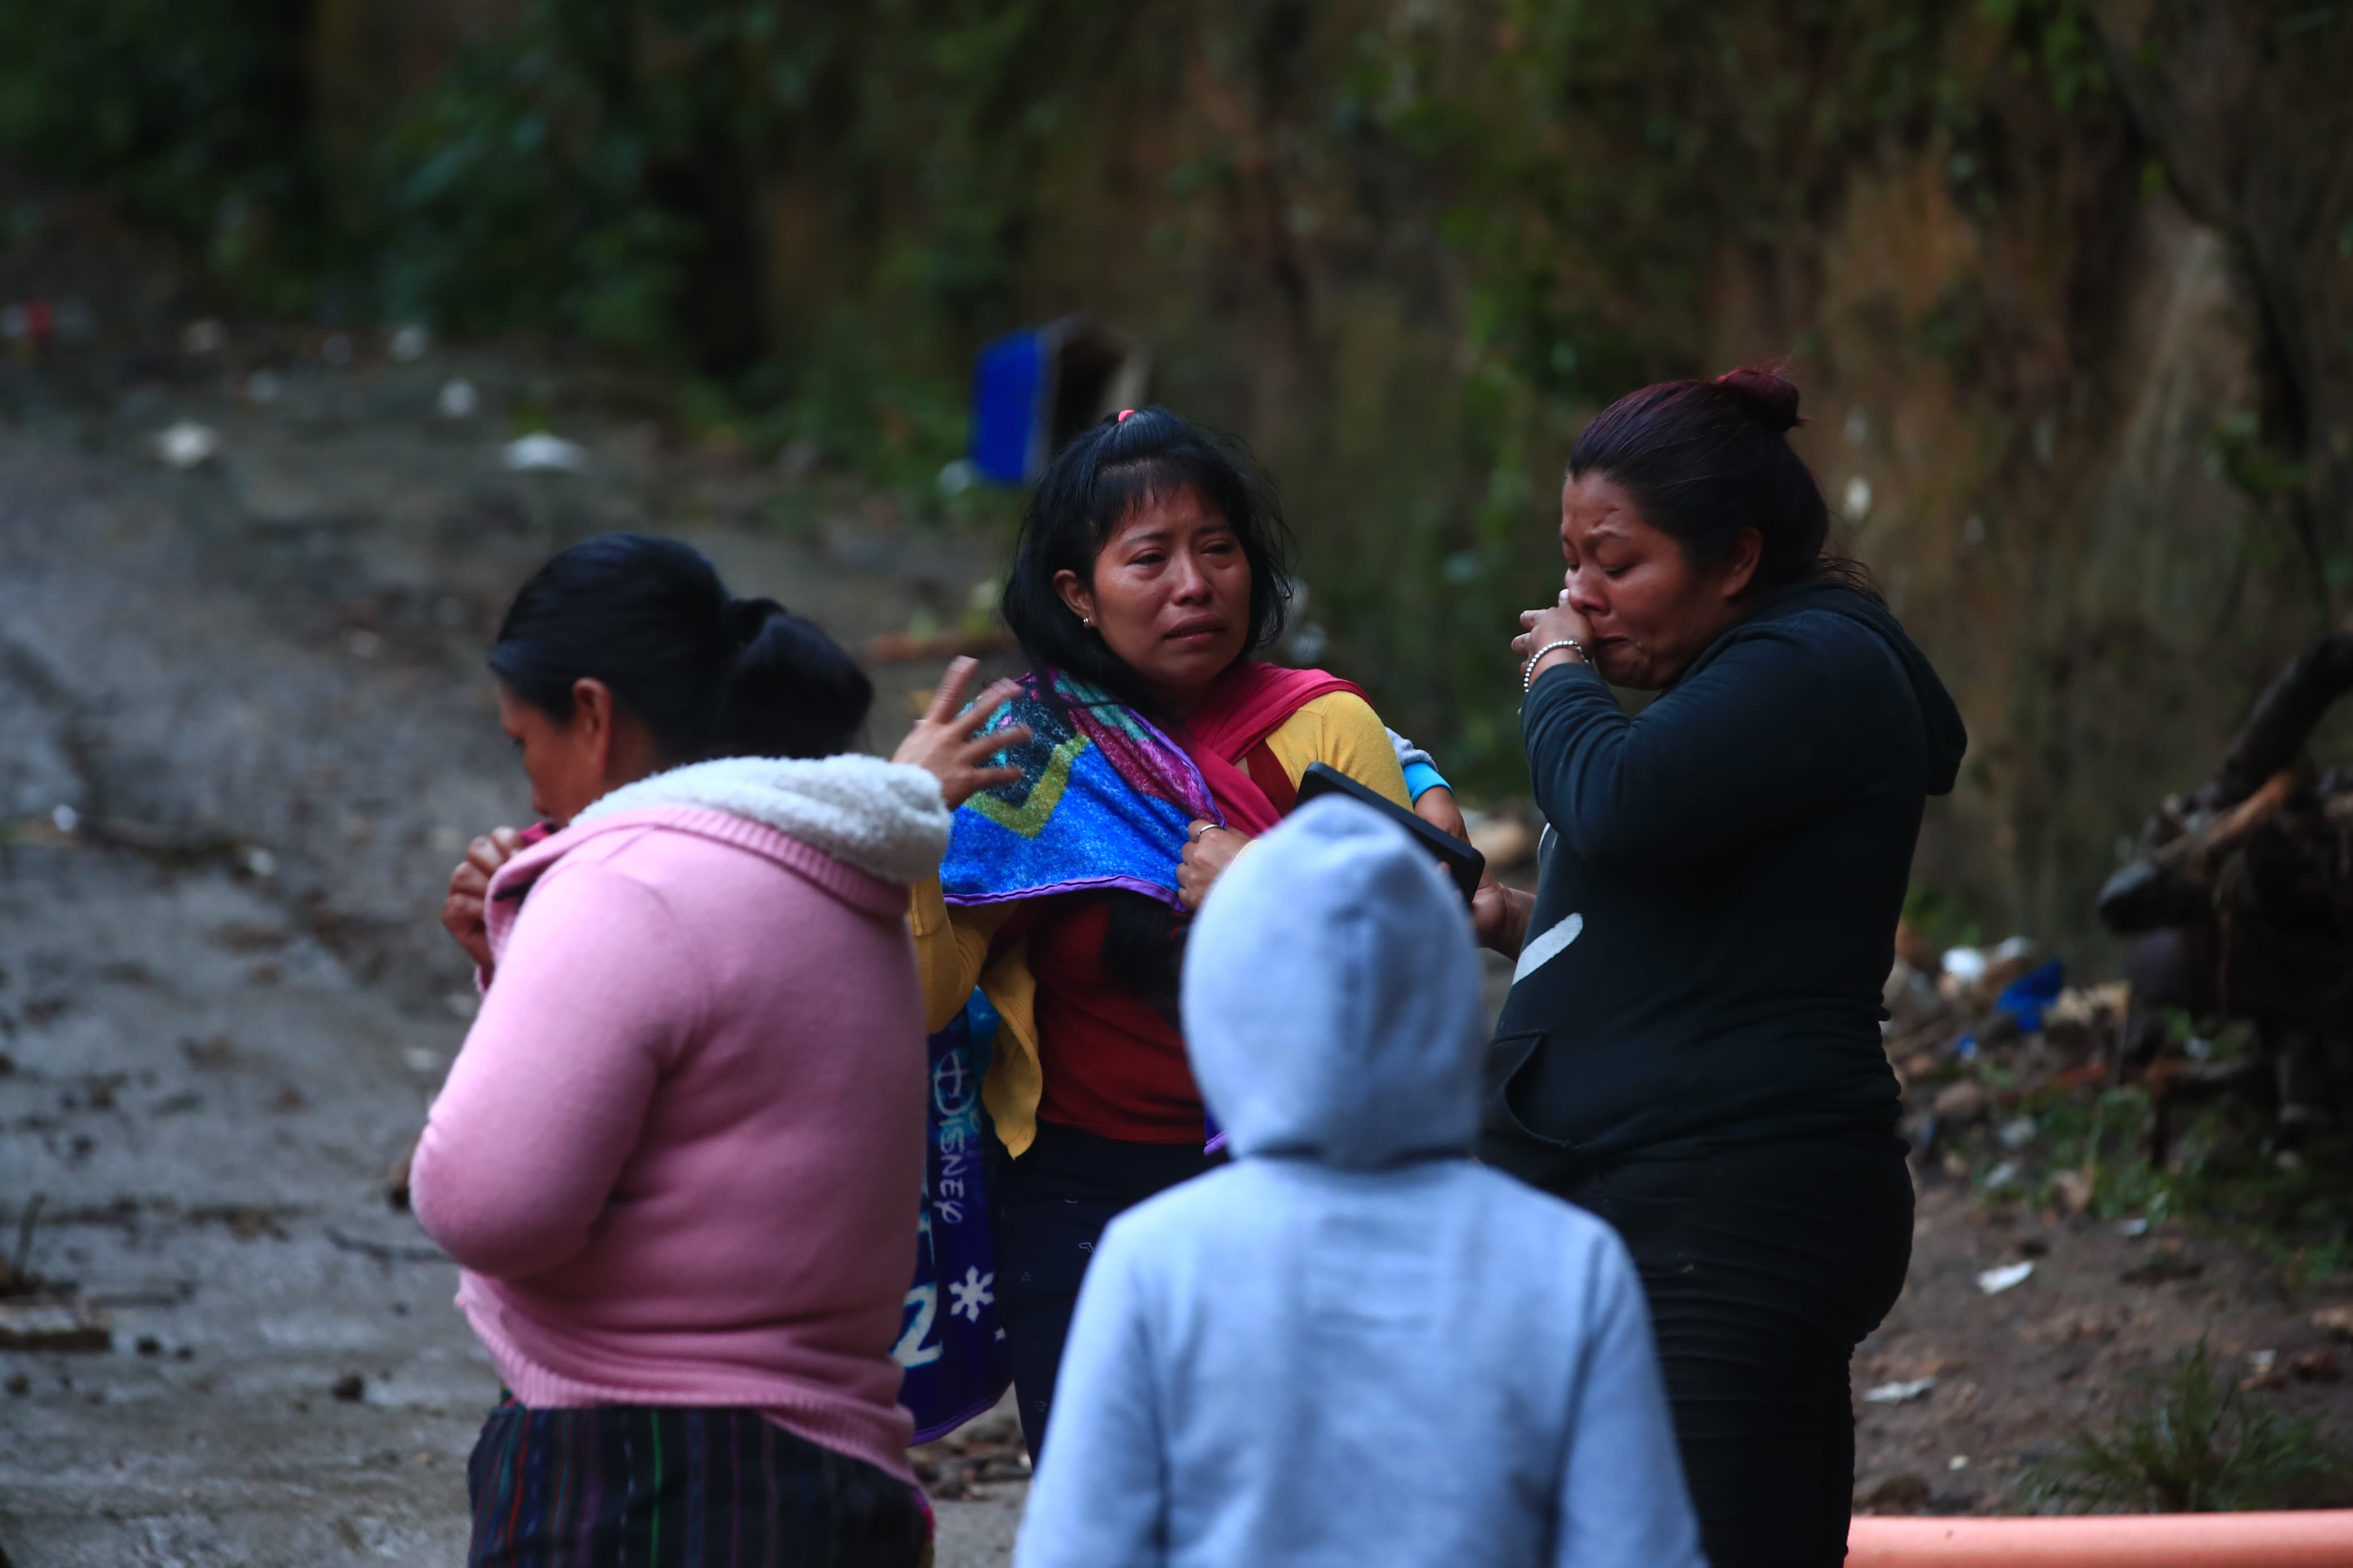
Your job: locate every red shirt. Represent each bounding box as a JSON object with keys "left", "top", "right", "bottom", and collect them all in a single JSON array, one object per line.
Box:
[{"left": 1028, "top": 895, "right": 1203, "bottom": 1143}]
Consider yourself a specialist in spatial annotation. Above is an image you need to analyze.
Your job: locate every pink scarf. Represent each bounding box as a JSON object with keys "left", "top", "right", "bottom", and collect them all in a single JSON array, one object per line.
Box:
[{"left": 1181, "top": 662, "right": 1367, "bottom": 834}]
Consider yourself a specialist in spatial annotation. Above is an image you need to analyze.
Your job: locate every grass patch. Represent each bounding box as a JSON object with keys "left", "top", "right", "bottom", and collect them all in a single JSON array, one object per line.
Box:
[{"left": 2022, "top": 1339, "right": 2350, "bottom": 1512}]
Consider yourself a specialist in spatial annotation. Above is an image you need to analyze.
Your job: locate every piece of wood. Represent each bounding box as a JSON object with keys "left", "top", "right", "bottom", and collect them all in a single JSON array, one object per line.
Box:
[
  {"left": 2098, "top": 770, "right": 2295, "bottom": 932},
  {"left": 0, "top": 1297, "right": 113, "bottom": 1353},
  {"left": 2217, "top": 634, "right": 2353, "bottom": 806}
]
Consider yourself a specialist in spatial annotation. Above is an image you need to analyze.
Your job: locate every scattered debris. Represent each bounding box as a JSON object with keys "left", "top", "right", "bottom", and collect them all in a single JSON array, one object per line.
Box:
[
  {"left": 909, "top": 1406, "right": 1032, "bottom": 1501},
  {"left": 501, "top": 432, "right": 587, "bottom": 473},
  {"left": 330, "top": 1372, "right": 367, "bottom": 1402},
  {"left": 2290, "top": 1347, "right": 2342, "bottom": 1383},
  {"left": 2121, "top": 1242, "right": 2204, "bottom": 1285},
  {"left": 1977, "top": 1261, "right": 2036, "bottom": 1295},
  {"left": 2, "top": 298, "right": 55, "bottom": 351},
  {"left": 2240, "top": 1349, "right": 2288, "bottom": 1392},
  {"left": 1852, "top": 1472, "right": 1931, "bottom": 1512},
  {"left": 1994, "top": 960, "right": 2067, "bottom": 1031},
  {"left": 183, "top": 1204, "right": 297, "bottom": 1241},
  {"left": 325, "top": 1228, "right": 445, "bottom": 1264},
  {"left": 153, "top": 421, "right": 221, "bottom": 469},
  {"left": 1932, "top": 1081, "right": 1987, "bottom": 1122},
  {"left": 2097, "top": 636, "right": 2353, "bottom": 1148},
  {"left": 1940, "top": 936, "right": 2039, "bottom": 1006},
  {"left": 2313, "top": 1304, "right": 2353, "bottom": 1344},
  {"left": 0, "top": 1298, "right": 113, "bottom": 1353},
  {"left": 2050, "top": 1167, "right": 2096, "bottom": 1215},
  {"left": 1863, "top": 1376, "right": 1938, "bottom": 1404}
]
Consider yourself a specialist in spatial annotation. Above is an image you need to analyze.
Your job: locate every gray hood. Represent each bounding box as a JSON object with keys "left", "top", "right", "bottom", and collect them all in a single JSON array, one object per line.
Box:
[{"left": 1180, "top": 796, "right": 1485, "bottom": 1168}]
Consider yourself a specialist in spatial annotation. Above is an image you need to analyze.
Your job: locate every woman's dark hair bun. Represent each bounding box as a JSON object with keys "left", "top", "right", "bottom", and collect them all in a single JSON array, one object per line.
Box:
[
  {"left": 1568, "top": 364, "right": 1878, "bottom": 599},
  {"left": 490, "top": 534, "right": 872, "bottom": 764},
  {"left": 1712, "top": 364, "right": 1804, "bottom": 433},
  {"left": 724, "top": 596, "right": 773, "bottom": 645},
  {"left": 713, "top": 596, "right": 873, "bottom": 761}
]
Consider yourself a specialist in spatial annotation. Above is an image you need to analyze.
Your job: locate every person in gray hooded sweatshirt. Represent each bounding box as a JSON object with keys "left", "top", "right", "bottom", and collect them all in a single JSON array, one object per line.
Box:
[{"left": 1013, "top": 797, "right": 1704, "bottom": 1568}]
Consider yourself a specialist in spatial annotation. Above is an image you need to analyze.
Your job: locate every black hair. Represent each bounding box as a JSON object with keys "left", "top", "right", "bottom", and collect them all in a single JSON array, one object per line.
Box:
[
  {"left": 998, "top": 405, "right": 1295, "bottom": 716},
  {"left": 998, "top": 407, "right": 1295, "bottom": 1020},
  {"left": 489, "top": 533, "right": 872, "bottom": 763},
  {"left": 1567, "top": 364, "right": 1878, "bottom": 598}
]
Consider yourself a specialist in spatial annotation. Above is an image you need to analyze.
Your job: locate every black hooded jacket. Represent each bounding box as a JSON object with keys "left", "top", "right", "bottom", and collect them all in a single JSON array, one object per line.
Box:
[{"left": 1480, "top": 580, "right": 1968, "bottom": 1189}]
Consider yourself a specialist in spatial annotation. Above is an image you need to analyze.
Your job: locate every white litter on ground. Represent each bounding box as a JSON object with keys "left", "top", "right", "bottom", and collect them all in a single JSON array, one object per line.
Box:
[
  {"left": 1977, "top": 1260, "right": 2035, "bottom": 1295},
  {"left": 154, "top": 421, "right": 221, "bottom": 469},
  {"left": 1862, "top": 1377, "right": 1937, "bottom": 1404},
  {"left": 502, "top": 432, "right": 587, "bottom": 472}
]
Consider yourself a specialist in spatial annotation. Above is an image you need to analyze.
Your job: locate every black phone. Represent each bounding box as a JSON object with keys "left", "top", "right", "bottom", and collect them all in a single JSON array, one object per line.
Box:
[{"left": 1292, "top": 762, "right": 1486, "bottom": 903}]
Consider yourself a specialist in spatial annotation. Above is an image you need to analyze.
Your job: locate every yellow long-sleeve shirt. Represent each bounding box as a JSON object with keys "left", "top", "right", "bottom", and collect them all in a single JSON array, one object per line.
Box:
[{"left": 908, "top": 690, "right": 1411, "bottom": 1156}]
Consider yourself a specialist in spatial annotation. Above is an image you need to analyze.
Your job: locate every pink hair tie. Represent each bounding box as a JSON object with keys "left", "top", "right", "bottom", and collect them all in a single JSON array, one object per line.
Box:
[{"left": 1116, "top": 408, "right": 1135, "bottom": 422}]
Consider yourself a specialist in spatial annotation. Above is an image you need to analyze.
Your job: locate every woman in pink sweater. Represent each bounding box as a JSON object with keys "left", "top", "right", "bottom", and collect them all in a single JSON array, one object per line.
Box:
[{"left": 410, "top": 534, "right": 960, "bottom": 1566}]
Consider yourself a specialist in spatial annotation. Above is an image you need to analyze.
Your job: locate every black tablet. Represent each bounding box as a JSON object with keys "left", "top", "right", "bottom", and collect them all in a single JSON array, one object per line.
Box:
[{"left": 1292, "top": 762, "right": 1486, "bottom": 903}]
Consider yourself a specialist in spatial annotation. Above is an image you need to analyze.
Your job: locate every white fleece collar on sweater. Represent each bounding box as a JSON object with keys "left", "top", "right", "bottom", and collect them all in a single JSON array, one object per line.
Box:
[{"left": 572, "top": 754, "right": 950, "bottom": 887}]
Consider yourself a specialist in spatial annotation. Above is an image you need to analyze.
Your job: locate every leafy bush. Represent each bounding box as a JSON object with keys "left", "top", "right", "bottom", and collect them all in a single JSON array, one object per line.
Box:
[{"left": 0, "top": 0, "right": 320, "bottom": 301}]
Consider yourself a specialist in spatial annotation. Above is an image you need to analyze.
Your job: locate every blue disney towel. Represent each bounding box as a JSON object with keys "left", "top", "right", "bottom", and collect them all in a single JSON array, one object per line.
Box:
[
  {"left": 898, "top": 675, "right": 1236, "bottom": 1440},
  {"left": 895, "top": 995, "right": 1011, "bottom": 1444}
]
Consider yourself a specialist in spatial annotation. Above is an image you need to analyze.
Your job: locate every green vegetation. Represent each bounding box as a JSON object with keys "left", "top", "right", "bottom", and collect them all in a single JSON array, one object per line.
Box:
[
  {"left": 0, "top": 0, "right": 319, "bottom": 305},
  {"left": 1962, "top": 1031, "right": 2353, "bottom": 1284},
  {"left": 2022, "top": 1339, "right": 2349, "bottom": 1512},
  {"left": 1, "top": 0, "right": 2339, "bottom": 821}
]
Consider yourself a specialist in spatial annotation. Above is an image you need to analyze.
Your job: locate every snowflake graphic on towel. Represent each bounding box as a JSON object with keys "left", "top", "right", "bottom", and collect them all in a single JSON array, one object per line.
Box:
[{"left": 949, "top": 1266, "right": 996, "bottom": 1324}]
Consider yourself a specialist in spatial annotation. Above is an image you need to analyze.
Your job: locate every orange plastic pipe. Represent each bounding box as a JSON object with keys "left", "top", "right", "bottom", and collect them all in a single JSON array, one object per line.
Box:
[{"left": 1847, "top": 1511, "right": 2353, "bottom": 1568}]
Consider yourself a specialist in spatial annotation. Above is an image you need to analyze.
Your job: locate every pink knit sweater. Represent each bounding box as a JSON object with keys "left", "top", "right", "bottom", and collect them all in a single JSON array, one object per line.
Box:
[{"left": 411, "top": 757, "right": 950, "bottom": 1484}]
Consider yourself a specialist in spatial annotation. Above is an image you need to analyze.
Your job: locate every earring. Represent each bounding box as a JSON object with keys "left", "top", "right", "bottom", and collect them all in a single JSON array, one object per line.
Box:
[{"left": 1081, "top": 616, "right": 1093, "bottom": 627}]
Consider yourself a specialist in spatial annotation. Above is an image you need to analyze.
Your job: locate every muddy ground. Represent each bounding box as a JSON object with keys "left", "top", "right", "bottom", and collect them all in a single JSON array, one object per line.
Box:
[{"left": 1, "top": 300, "right": 2348, "bottom": 1559}]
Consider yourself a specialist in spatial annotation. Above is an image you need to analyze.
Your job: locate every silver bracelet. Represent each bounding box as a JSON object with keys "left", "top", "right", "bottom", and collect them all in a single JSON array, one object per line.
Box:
[{"left": 1522, "top": 637, "right": 1587, "bottom": 692}]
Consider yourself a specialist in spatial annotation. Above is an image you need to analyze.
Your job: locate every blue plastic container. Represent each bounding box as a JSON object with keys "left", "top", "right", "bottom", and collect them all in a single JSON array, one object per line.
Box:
[
  {"left": 969, "top": 330, "right": 1047, "bottom": 484},
  {"left": 967, "top": 316, "right": 1149, "bottom": 484}
]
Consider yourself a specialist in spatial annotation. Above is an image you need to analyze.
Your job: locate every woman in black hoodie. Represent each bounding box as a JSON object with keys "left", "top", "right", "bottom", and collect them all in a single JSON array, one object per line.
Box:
[{"left": 1477, "top": 366, "right": 1968, "bottom": 1568}]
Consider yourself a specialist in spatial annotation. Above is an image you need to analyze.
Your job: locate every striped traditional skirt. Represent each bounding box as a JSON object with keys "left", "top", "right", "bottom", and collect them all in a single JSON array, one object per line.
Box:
[{"left": 465, "top": 1399, "right": 932, "bottom": 1568}]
